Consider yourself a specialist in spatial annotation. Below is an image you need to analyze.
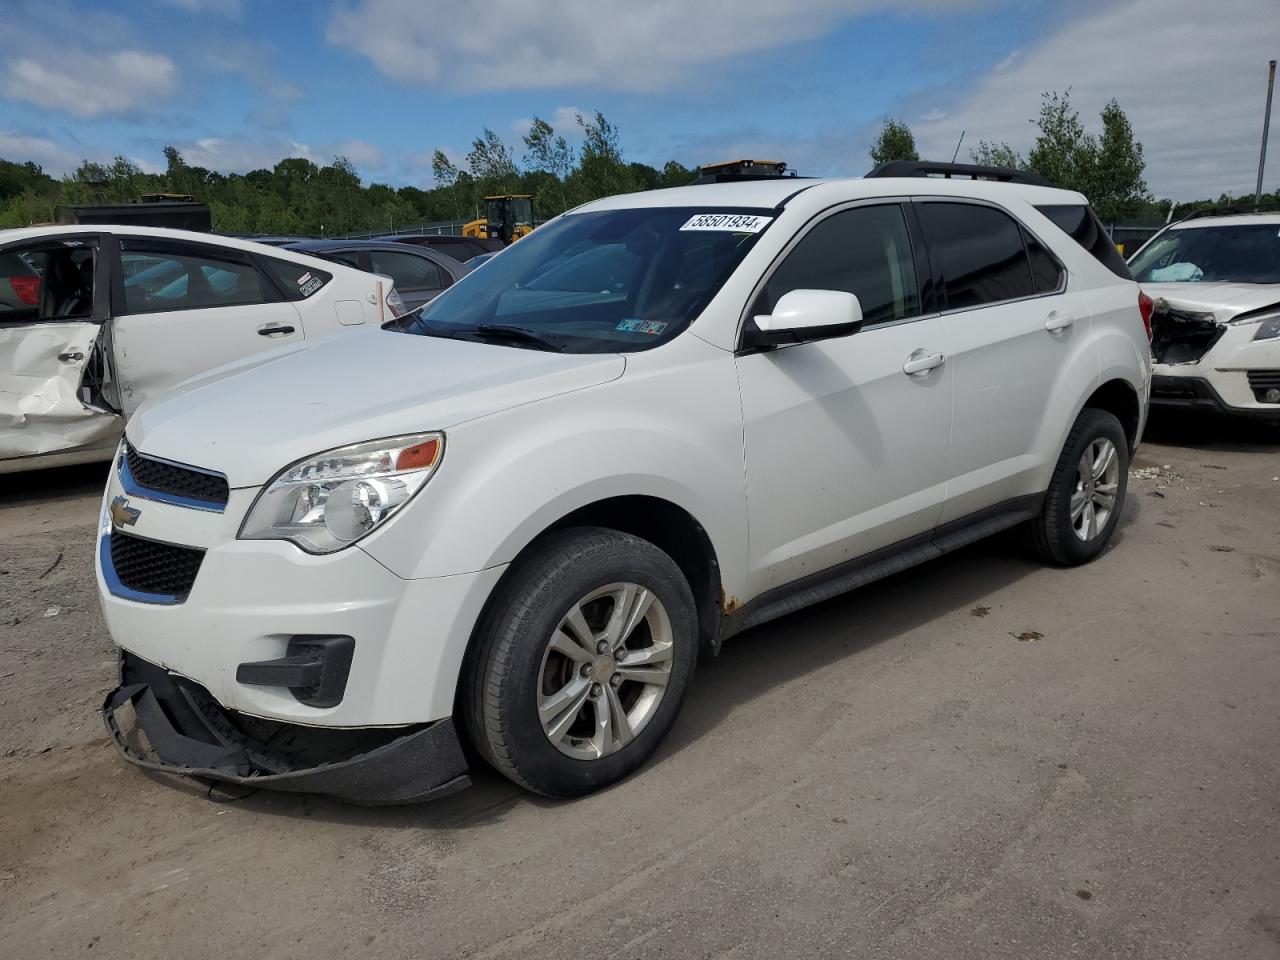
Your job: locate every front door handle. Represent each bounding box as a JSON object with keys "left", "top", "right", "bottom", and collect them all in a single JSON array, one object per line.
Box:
[
  {"left": 257, "top": 323, "right": 296, "bottom": 337},
  {"left": 903, "top": 351, "right": 945, "bottom": 376},
  {"left": 1045, "top": 311, "right": 1075, "bottom": 333}
]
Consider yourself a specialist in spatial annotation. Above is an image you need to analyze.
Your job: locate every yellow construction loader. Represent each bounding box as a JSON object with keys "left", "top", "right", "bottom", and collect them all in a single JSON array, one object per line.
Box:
[{"left": 463, "top": 195, "right": 534, "bottom": 245}]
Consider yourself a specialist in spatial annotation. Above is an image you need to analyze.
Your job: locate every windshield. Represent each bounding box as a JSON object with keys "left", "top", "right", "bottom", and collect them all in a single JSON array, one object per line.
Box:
[
  {"left": 393, "top": 206, "right": 773, "bottom": 352},
  {"left": 1130, "top": 224, "right": 1280, "bottom": 284}
]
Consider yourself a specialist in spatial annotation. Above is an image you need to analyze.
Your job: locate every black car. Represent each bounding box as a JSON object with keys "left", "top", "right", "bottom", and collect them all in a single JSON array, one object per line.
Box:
[
  {"left": 285, "top": 239, "right": 470, "bottom": 311},
  {"left": 380, "top": 234, "right": 502, "bottom": 262}
]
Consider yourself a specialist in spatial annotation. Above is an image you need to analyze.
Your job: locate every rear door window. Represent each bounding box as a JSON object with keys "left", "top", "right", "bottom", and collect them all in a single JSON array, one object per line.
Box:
[
  {"left": 119, "top": 241, "right": 269, "bottom": 314},
  {"left": 368, "top": 250, "right": 446, "bottom": 291},
  {"left": 753, "top": 203, "right": 922, "bottom": 326},
  {"left": 915, "top": 202, "right": 1036, "bottom": 310},
  {"left": 1035, "top": 204, "right": 1132, "bottom": 279},
  {"left": 0, "top": 240, "right": 98, "bottom": 325}
]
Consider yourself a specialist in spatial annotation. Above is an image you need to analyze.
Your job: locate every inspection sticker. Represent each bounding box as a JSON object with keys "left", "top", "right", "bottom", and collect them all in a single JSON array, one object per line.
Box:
[
  {"left": 616, "top": 318, "right": 668, "bottom": 335},
  {"left": 679, "top": 213, "right": 772, "bottom": 233}
]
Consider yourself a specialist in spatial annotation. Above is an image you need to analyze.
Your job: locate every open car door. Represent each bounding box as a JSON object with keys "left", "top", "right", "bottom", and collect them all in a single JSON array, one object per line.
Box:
[
  {"left": 106, "top": 235, "right": 304, "bottom": 417},
  {"left": 0, "top": 233, "right": 123, "bottom": 472}
]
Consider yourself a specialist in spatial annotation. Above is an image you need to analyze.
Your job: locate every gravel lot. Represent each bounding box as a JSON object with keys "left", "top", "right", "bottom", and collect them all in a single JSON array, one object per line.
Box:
[{"left": 1, "top": 413, "right": 1278, "bottom": 960}]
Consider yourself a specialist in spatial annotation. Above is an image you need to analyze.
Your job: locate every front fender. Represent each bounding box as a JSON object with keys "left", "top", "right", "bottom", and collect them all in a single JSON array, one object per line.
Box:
[{"left": 358, "top": 348, "right": 749, "bottom": 597}]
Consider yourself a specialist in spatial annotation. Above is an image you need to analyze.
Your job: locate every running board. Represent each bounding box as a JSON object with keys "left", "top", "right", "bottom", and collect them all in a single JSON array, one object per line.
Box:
[{"left": 724, "top": 496, "right": 1042, "bottom": 639}]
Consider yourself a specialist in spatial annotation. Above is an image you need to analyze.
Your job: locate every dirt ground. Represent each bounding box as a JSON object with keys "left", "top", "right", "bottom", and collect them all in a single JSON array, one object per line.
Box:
[{"left": 1, "top": 412, "right": 1278, "bottom": 960}]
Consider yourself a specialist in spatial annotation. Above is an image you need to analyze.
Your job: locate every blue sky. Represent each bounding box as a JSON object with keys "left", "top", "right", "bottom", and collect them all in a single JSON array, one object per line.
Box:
[{"left": 2, "top": 0, "right": 1277, "bottom": 199}]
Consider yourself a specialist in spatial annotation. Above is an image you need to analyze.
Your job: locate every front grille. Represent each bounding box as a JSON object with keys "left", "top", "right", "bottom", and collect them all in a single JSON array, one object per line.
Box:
[
  {"left": 1247, "top": 369, "right": 1280, "bottom": 403},
  {"left": 124, "top": 442, "right": 229, "bottom": 507},
  {"left": 109, "top": 532, "right": 205, "bottom": 600}
]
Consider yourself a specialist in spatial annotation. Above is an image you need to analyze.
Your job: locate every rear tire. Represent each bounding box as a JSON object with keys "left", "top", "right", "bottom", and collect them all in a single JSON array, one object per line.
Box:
[
  {"left": 1030, "top": 407, "right": 1129, "bottom": 566},
  {"left": 462, "top": 527, "right": 697, "bottom": 797}
]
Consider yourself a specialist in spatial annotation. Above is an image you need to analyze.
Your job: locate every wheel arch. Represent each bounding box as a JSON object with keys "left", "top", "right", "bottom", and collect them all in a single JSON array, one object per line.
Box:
[
  {"left": 1083, "top": 377, "right": 1142, "bottom": 452},
  {"left": 452, "top": 493, "right": 728, "bottom": 726}
]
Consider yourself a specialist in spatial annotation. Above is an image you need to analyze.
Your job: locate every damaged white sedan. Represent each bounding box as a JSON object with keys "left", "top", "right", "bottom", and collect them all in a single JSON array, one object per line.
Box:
[{"left": 0, "top": 226, "right": 403, "bottom": 473}]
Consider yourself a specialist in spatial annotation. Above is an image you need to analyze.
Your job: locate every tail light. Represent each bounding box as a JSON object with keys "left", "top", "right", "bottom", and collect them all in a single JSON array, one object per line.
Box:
[
  {"left": 8, "top": 276, "right": 39, "bottom": 306},
  {"left": 1138, "top": 290, "right": 1154, "bottom": 341},
  {"left": 386, "top": 286, "right": 406, "bottom": 318}
]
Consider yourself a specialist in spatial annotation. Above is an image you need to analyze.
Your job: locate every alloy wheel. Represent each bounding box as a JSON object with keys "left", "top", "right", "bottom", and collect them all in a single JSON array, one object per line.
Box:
[
  {"left": 1070, "top": 437, "right": 1120, "bottom": 541},
  {"left": 536, "top": 582, "right": 673, "bottom": 760}
]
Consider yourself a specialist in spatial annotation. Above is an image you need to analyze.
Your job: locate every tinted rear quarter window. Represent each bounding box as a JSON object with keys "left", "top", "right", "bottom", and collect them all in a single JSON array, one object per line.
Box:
[
  {"left": 916, "top": 202, "right": 1035, "bottom": 309},
  {"left": 1023, "top": 228, "right": 1065, "bottom": 294},
  {"left": 262, "top": 256, "right": 334, "bottom": 300},
  {"left": 1035, "top": 204, "right": 1132, "bottom": 279}
]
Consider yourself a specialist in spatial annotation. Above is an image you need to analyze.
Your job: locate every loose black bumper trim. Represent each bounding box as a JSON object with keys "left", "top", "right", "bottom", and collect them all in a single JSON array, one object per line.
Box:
[
  {"left": 102, "top": 651, "right": 470, "bottom": 805},
  {"left": 1149, "top": 375, "right": 1280, "bottom": 421}
]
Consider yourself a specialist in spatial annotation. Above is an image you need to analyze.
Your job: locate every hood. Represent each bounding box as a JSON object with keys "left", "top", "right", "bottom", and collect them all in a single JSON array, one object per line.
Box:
[
  {"left": 1140, "top": 281, "right": 1280, "bottom": 322},
  {"left": 127, "top": 329, "right": 625, "bottom": 487}
]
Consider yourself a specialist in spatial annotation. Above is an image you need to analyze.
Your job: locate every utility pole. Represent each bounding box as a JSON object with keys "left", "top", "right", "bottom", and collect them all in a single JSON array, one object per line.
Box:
[
  {"left": 1256, "top": 59, "right": 1276, "bottom": 208},
  {"left": 951, "top": 130, "right": 965, "bottom": 164}
]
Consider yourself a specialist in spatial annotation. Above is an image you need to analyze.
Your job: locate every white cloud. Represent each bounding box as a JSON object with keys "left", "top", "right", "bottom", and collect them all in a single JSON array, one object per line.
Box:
[
  {"left": 5, "top": 50, "right": 178, "bottom": 119},
  {"left": 159, "top": 0, "right": 241, "bottom": 14},
  {"left": 326, "top": 0, "right": 985, "bottom": 93},
  {"left": 168, "top": 134, "right": 387, "bottom": 175},
  {"left": 331, "top": 138, "right": 385, "bottom": 169},
  {"left": 910, "top": 0, "right": 1280, "bottom": 199},
  {"left": 510, "top": 106, "right": 586, "bottom": 142},
  {"left": 0, "top": 132, "right": 80, "bottom": 173},
  {"left": 203, "top": 40, "right": 302, "bottom": 103}
]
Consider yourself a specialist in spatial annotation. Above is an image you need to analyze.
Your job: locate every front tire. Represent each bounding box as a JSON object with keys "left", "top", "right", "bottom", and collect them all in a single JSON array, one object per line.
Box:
[
  {"left": 462, "top": 527, "right": 697, "bottom": 797},
  {"left": 1030, "top": 407, "right": 1129, "bottom": 566}
]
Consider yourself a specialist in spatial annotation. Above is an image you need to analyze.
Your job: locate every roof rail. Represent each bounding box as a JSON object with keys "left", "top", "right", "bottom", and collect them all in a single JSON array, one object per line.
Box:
[
  {"left": 865, "top": 160, "right": 1054, "bottom": 188},
  {"left": 1177, "top": 201, "right": 1280, "bottom": 221}
]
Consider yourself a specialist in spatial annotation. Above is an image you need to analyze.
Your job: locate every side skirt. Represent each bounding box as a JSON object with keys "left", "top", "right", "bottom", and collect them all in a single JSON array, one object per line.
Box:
[{"left": 721, "top": 494, "right": 1044, "bottom": 641}]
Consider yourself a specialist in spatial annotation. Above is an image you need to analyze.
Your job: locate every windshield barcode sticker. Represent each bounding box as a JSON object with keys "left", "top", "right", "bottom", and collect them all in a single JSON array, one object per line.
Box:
[{"left": 679, "top": 214, "right": 772, "bottom": 233}]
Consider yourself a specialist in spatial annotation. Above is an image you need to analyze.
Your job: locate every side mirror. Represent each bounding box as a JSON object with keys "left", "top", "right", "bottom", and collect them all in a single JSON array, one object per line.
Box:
[{"left": 746, "top": 289, "right": 863, "bottom": 348}]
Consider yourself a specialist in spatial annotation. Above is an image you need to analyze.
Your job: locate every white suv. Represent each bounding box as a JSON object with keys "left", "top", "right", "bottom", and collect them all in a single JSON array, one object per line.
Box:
[
  {"left": 1127, "top": 211, "right": 1280, "bottom": 420},
  {"left": 97, "top": 168, "right": 1151, "bottom": 803}
]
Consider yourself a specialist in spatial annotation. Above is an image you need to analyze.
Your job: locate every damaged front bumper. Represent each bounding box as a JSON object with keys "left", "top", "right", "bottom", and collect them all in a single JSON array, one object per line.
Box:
[{"left": 102, "top": 651, "right": 471, "bottom": 805}]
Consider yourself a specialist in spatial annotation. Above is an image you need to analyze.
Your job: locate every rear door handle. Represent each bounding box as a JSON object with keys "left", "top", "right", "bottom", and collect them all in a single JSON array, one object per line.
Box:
[
  {"left": 903, "top": 351, "right": 945, "bottom": 376},
  {"left": 257, "top": 323, "right": 295, "bottom": 337},
  {"left": 1045, "top": 311, "right": 1075, "bottom": 332}
]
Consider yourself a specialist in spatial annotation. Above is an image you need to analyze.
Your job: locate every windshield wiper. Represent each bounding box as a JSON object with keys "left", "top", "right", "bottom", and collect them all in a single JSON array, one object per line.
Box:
[{"left": 469, "top": 324, "right": 565, "bottom": 352}]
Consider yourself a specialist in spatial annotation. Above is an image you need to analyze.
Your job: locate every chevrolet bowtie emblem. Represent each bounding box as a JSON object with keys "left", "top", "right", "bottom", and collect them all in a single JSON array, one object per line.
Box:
[{"left": 110, "top": 495, "right": 141, "bottom": 529}]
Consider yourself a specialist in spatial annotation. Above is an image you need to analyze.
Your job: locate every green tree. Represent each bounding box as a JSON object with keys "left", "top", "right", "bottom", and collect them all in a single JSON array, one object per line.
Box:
[
  {"left": 1025, "top": 90, "right": 1148, "bottom": 221},
  {"left": 430, "top": 149, "right": 458, "bottom": 187},
  {"left": 869, "top": 118, "right": 919, "bottom": 165},
  {"left": 466, "top": 128, "right": 519, "bottom": 193},
  {"left": 573, "top": 111, "right": 632, "bottom": 201},
  {"left": 522, "top": 117, "right": 574, "bottom": 212},
  {"left": 657, "top": 160, "right": 693, "bottom": 188},
  {"left": 967, "top": 91, "right": 1148, "bottom": 221},
  {"left": 970, "top": 140, "right": 1025, "bottom": 168},
  {"left": 1091, "top": 99, "right": 1148, "bottom": 221}
]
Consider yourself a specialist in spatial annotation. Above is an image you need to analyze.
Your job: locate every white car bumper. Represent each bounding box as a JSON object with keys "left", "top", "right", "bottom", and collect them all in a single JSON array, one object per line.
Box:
[
  {"left": 1151, "top": 322, "right": 1280, "bottom": 419},
  {"left": 94, "top": 451, "right": 505, "bottom": 729}
]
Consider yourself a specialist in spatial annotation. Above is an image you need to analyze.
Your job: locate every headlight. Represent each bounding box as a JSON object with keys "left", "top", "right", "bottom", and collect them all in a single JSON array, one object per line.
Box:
[
  {"left": 239, "top": 433, "right": 443, "bottom": 554},
  {"left": 1250, "top": 313, "right": 1280, "bottom": 342}
]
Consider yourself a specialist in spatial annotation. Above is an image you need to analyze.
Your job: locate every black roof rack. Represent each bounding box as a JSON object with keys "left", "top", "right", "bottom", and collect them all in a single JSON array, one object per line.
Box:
[{"left": 865, "top": 160, "right": 1054, "bottom": 188}]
